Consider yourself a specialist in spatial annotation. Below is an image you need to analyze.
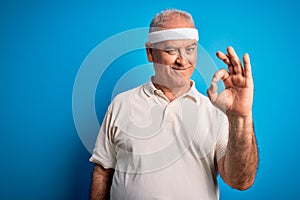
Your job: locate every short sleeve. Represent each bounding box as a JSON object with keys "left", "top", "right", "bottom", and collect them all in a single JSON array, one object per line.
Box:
[
  {"left": 89, "top": 110, "right": 117, "bottom": 169},
  {"left": 215, "top": 113, "right": 229, "bottom": 162}
]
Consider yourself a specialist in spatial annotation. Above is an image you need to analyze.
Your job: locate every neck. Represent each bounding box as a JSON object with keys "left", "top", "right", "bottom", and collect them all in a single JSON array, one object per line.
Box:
[{"left": 153, "top": 81, "right": 192, "bottom": 102}]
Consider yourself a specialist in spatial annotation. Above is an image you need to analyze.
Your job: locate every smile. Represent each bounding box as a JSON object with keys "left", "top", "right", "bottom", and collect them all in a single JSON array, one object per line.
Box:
[{"left": 170, "top": 66, "right": 192, "bottom": 70}]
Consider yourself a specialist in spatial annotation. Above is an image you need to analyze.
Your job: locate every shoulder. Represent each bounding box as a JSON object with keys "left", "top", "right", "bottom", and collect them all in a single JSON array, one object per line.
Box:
[{"left": 108, "top": 83, "right": 148, "bottom": 113}]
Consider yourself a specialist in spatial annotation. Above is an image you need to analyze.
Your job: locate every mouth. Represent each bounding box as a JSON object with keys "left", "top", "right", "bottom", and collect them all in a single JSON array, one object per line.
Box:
[{"left": 170, "top": 66, "right": 192, "bottom": 71}]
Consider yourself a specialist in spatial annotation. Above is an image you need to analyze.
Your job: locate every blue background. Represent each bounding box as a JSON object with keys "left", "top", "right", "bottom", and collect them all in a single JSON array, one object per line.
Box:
[{"left": 1, "top": 0, "right": 299, "bottom": 199}]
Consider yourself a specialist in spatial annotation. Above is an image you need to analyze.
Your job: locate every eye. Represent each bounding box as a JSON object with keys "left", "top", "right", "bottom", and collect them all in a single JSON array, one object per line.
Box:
[
  {"left": 186, "top": 47, "right": 195, "bottom": 54},
  {"left": 164, "top": 49, "right": 177, "bottom": 55}
]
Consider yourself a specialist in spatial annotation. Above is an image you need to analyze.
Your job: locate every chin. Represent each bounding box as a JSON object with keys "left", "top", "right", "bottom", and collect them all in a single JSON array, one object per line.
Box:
[{"left": 172, "top": 78, "right": 189, "bottom": 87}]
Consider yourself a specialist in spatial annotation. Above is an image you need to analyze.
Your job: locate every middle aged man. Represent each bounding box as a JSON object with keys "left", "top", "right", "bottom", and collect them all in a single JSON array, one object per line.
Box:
[{"left": 90, "top": 9, "right": 258, "bottom": 200}]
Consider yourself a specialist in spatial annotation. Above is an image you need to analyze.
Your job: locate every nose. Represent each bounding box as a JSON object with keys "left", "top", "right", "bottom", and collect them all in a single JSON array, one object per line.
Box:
[{"left": 175, "top": 52, "right": 188, "bottom": 67}]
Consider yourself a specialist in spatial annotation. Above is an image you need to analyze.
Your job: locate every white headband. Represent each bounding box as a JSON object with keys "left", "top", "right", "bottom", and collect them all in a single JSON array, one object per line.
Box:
[{"left": 148, "top": 28, "right": 199, "bottom": 44}]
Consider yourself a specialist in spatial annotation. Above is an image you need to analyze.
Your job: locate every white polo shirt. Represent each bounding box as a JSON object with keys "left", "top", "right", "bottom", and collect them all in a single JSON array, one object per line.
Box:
[{"left": 90, "top": 81, "right": 229, "bottom": 200}]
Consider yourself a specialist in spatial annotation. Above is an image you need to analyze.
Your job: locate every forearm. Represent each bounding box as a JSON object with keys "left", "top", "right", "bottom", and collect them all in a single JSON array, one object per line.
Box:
[
  {"left": 90, "top": 164, "right": 114, "bottom": 200},
  {"left": 223, "top": 115, "right": 258, "bottom": 190}
]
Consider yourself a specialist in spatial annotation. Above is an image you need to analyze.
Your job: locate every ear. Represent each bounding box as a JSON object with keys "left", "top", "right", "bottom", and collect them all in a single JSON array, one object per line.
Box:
[{"left": 145, "top": 42, "right": 154, "bottom": 62}]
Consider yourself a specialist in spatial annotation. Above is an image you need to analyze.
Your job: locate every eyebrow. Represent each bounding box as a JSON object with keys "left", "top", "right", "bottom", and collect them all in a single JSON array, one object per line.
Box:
[{"left": 162, "top": 42, "right": 197, "bottom": 49}]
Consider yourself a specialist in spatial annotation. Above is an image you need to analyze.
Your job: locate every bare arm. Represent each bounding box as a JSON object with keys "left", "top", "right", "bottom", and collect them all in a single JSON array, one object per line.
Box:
[
  {"left": 207, "top": 47, "right": 258, "bottom": 190},
  {"left": 90, "top": 164, "right": 114, "bottom": 200},
  {"left": 218, "top": 116, "right": 258, "bottom": 190}
]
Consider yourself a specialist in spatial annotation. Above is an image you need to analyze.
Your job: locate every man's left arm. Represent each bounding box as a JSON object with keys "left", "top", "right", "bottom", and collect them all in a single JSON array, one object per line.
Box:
[{"left": 207, "top": 46, "right": 258, "bottom": 190}]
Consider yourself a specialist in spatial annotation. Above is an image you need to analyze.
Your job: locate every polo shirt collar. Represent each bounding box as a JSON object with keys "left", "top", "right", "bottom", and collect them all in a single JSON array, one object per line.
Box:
[{"left": 142, "top": 79, "right": 200, "bottom": 103}]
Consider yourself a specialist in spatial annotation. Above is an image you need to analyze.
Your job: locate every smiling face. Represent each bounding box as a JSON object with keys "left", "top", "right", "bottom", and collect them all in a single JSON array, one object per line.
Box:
[
  {"left": 150, "top": 39, "right": 197, "bottom": 82},
  {"left": 146, "top": 17, "right": 198, "bottom": 89}
]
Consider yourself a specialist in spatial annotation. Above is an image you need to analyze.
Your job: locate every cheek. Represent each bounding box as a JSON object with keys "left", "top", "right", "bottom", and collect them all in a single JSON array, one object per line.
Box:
[
  {"left": 161, "top": 56, "right": 177, "bottom": 65},
  {"left": 153, "top": 53, "right": 176, "bottom": 64},
  {"left": 186, "top": 67, "right": 195, "bottom": 77},
  {"left": 188, "top": 55, "right": 197, "bottom": 66},
  {"left": 185, "top": 65, "right": 196, "bottom": 78}
]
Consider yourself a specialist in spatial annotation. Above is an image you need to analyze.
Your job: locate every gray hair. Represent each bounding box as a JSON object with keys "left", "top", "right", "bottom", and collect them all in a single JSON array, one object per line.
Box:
[{"left": 149, "top": 9, "right": 195, "bottom": 33}]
